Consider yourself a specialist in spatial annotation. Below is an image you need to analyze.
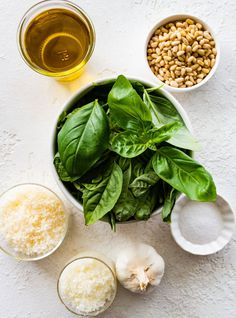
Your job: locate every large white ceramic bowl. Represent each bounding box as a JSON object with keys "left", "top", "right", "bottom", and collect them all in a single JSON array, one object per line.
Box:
[
  {"left": 145, "top": 14, "right": 220, "bottom": 93},
  {"left": 51, "top": 77, "right": 192, "bottom": 220}
]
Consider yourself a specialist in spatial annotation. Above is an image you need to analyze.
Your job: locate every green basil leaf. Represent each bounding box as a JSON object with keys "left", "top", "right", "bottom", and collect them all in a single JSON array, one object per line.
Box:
[
  {"left": 144, "top": 91, "right": 182, "bottom": 125},
  {"left": 110, "top": 131, "right": 148, "bottom": 158},
  {"left": 109, "top": 213, "right": 117, "bottom": 231},
  {"left": 143, "top": 90, "right": 200, "bottom": 151},
  {"left": 83, "top": 162, "right": 123, "bottom": 225},
  {"left": 108, "top": 75, "right": 152, "bottom": 131},
  {"left": 146, "top": 122, "right": 181, "bottom": 144},
  {"left": 110, "top": 122, "right": 180, "bottom": 158},
  {"left": 117, "top": 157, "right": 131, "bottom": 171},
  {"left": 167, "top": 127, "right": 200, "bottom": 151},
  {"left": 53, "top": 153, "right": 78, "bottom": 182},
  {"left": 101, "top": 212, "right": 117, "bottom": 231},
  {"left": 129, "top": 171, "right": 159, "bottom": 197},
  {"left": 152, "top": 146, "right": 217, "bottom": 201},
  {"left": 73, "top": 182, "right": 84, "bottom": 192},
  {"left": 58, "top": 100, "right": 109, "bottom": 178},
  {"left": 162, "top": 186, "right": 179, "bottom": 222},
  {"left": 134, "top": 187, "right": 158, "bottom": 220},
  {"left": 132, "top": 160, "right": 144, "bottom": 178},
  {"left": 113, "top": 163, "right": 137, "bottom": 222},
  {"left": 57, "top": 111, "right": 67, "bottom": 130}
]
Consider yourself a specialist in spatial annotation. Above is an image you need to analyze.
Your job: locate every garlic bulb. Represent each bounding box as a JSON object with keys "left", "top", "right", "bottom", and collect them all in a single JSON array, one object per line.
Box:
[{"left": 115, "top": 243, "right": 165, "bottom": 293}]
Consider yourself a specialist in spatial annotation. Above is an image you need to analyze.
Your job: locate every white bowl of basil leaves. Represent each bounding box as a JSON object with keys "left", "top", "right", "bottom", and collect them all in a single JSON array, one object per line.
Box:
[{"left": 52, "top": 75, "right": 216, "bottom": 229}]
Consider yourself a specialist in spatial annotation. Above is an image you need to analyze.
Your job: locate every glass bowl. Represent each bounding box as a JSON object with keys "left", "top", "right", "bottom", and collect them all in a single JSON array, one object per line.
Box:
[
  {"left": 0, "top": 183, "right": 69, "bottom": 261},
  {"left": 17, "top": 0, "right": 96, "bottom": 80},
  {"left": 57, "top": 251, "right": 117, "bottom": 316}
]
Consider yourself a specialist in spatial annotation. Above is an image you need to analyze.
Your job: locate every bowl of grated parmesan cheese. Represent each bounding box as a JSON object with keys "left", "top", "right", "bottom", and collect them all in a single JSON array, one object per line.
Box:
[
  {"left": 0, "top": 183, "right": 69, "bottom": 261},
  {"left": 57, "top": 251, "right": 117, "bottom": 316}
]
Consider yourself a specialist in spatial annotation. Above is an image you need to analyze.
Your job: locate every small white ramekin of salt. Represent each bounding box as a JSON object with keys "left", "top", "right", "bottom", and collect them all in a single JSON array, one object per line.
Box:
[{"left": 170, "top": 195, "right": 235, "bottom": 255}]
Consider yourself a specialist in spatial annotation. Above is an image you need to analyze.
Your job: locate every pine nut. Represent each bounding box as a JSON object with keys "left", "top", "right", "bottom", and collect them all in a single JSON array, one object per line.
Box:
[
  {"left": 176, "top": 77, "right": 184, "bottom": 83},
  {"left": 211, "top": 59, "right": 216, "bottom": 67},
  {"left": 170, "top": 64, "right": 177, "bottom": 71},
  {"left": 202, "top": 68, "right": 210, "bottom": 74},
  {"left": 181, "top": 68, "right": 186, "bottom": 76},
  {"left": 151, "top": 42, "right": 158, "bottom": 48},
  {"left": 163, "top": 56, "right": 172, "bottom": 61},
  {"left": 203, "top": 43, "right": 211, "bottom": 49},
  {"left": 196, "top": 23, "right": 203, "bottom": 29},
  {"left": 170, "top": 80, "right": 178, "bottom": 87},
  {"left": 192, "top": 45, "right": 200, "bottom": 52},
  {"left": 157, "top": 75, "right": 164, "bottom": 81},
  {"left": 177, "top": 50, "right": 185, "bottom": 57},
  {"left": 188, "top": 56, "right": 195, "bottom": 63},
  {"left": 186, "top": 18, "right": 194, "bottom": 25},
  {"left": 186, "top": 67, "right": 193, "bottom": 72},
  {"left": 203, "top": 31, "right": 212, "bottom": 40},
  {"left": 172, "top": 40, "right": 180, "bottom": 46},
  {"left": 197, "top": 49, "right": 205, "bottom": 56},
  {"left": 186, "top": 81, "right": 193, "bottom": 86}
]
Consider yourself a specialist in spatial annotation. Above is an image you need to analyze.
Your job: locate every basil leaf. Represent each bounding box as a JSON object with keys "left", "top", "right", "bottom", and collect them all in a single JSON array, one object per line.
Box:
[
  {"left": 117, "top": 157, "right": 131, "bottom": 171},
  {"left": 134, "top": 187, "right": 158, "bottom": 220},
  {"left": 143, "top": 90, "right": 200, "bottom": 151},
  {"left": 146, "top": 122, "right": 181, "bottom": 144},
  {"left": 83, "top": 162, "right": 123, "bottom": 225},
  {"left": 102, "top": 212, "right": 117, "bottom": 231},
  {"left": 144, "top": 91, "right": 182, "bottom": 125},
  {"left": 73, "top": 182, "right": 84, "bottom": 192},
  {"left": 110, "top": 122, "right": 180, "bottom": 158},
  {"left": 152, "top": 146, "right": 217, "bottom": 201},
  {"left": 129, "top": 171, "right": 159, "bottom": 197},
  {"left": 162, "top": 186, "right": 179, "bottom": 222},
  {"left": 57, "top": 111, "right": 67, "bottom": 130},
  {"left": 58, "top": 100, "right": 109, "bottom": 178},
  {"left": 109, "top": 213, "right": 117, "bottom": 231},
  {"left": 108, "top": 75, "right": 152, "bottom": 131},
  {"left": 53, "top": 153, "right": 78, "bottom": 182},
  {"left": 113, "top": 162, "right": 137, "bottom": 221},
  {"left": 110, "top": 131, "right": 148, "bottom": 158},
  {"left": 167, "top": 128, "right": 200, "bottom": 151}
]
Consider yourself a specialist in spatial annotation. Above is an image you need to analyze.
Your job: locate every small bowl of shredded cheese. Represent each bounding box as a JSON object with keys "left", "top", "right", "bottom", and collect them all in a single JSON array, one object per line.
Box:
[
  {"left": 145, "top": 14, "right": 220, "bottom": 92},
  {"left": 0, "top": 183, "right": 68, "bottom": 261},
  {"left": 57, "top": 252, "right": 117, "bottom": 316}
]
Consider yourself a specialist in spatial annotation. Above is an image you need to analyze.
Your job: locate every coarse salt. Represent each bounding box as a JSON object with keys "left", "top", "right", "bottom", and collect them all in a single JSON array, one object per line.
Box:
[{"left": 179, "top": 201, "right": 223, "bottom": 244}]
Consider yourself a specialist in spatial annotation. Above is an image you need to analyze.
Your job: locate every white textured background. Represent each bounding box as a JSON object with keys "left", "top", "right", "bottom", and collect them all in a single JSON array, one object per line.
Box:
[{"left": 0, "top": 0, "right": 236, "bottom": 317}]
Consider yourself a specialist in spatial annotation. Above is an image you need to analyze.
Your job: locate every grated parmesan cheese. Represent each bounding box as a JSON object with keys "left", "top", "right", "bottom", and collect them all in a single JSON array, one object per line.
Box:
[
  {"left": 58, "top": 258, "right": 116, "bottom": 315},
  {"left": 0, "top": 184, "right": 67, "bottom": 258}
]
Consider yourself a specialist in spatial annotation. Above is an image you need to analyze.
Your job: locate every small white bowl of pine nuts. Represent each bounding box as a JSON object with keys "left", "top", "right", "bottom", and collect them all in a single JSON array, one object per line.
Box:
[{"left": 145, "top": 14, "right": 220, "bottom": 92}]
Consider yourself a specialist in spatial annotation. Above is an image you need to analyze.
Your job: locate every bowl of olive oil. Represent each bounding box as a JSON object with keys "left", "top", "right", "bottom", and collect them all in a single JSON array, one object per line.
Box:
[{"left": 17, "top": 0, "right": 95, "bottom": 80}]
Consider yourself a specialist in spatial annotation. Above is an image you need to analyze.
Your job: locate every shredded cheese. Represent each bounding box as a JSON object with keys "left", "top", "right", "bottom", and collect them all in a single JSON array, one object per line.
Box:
[
  {"left": 0, "top": 184, "right": 67, "bottom": 257},
  {"left": 58, "top": 258, "right": 116, "bottom": 315}
]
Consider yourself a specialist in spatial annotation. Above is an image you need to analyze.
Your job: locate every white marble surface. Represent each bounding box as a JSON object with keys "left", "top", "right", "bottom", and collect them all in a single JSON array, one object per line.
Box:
[{"left": 0, "top": 0, "right": 236, "bottom": 317}]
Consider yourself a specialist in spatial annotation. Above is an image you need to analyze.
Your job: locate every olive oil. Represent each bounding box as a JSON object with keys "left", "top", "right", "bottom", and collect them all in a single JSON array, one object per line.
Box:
[{"left": 24, "top": 8, "right": 92, "bottom": 75}]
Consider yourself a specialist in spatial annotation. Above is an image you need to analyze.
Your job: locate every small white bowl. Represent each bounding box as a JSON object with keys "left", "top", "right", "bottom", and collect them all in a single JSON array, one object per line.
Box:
[
  {"left": 170, "top": 195, "right": 235, "bottom": 255},
  {"left": 145, "top": 14, "right": 220, "bottom": 93},
  {"left": 50, "top": 76, "right": 193, "bottom": 220}
]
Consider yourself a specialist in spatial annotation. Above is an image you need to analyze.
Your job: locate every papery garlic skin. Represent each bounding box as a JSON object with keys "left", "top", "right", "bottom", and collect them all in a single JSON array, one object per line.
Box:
[{"left": 115, "top": 243, "right": 165, "bottom": 293}]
